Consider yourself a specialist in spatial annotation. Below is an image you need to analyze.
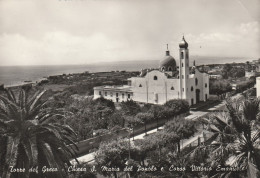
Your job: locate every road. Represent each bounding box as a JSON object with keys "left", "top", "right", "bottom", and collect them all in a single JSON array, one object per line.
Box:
[{"left": 71, "top": 93, "right": 243, "bottom": 165}]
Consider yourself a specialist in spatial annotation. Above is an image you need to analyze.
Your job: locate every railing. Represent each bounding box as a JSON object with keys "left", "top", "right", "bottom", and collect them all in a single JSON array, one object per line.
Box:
[{"left": 181, "top": 131, "right": 214, "bottom": 154}]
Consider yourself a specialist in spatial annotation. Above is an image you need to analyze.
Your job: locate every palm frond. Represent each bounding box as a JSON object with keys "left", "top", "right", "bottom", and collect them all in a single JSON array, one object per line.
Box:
[
  {"left": 5, "top": 89, "right": 17, "bottom": 104},
  {"left": 243, "top": 99, "right": 260, "bottom": 121},
  {"left": 29, "top": 90, "right": 46, "bottom": 111},
  {"left": 18, "top": 89, "right": 26, "bottom": 110},
  {"left": 3, "top": 136, "right": 20, "bottom": 178}
]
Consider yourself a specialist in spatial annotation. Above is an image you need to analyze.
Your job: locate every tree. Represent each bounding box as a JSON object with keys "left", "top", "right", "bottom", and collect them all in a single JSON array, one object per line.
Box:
[
  {"left": 236, "top": 77, "right": 256, "bottom": 93},
  {"left": 230, "top": 67, "right": 245, "bottom": 78},
  {"left": 94, "top": 138, "right": 140, "bottom": 178},
  {"left": 0, "top": 89, "right": 78, "bottom": 178},
  {"left": 125, "top": 116, "right": 142, "bottom": 141},
  {"left": 209, "top": 79, "right": 232, "bottom": 99},
  {"left": 120, "top": 100, "right": 141, "bottom": 116},
  {"left": 164, "top": 118, "right": 197, "bottom": 153},
  {"left": 164, "top": 99, "right": 190, "bottom": 115},
  {"left": 222, "top": 64, "right": 232, "bottom": 79},
  {"left": 62, "top": 96, "right": 116, "bottom": 140},
  {"left": 136, "top": 130, "right": 179, "bottom": 165},
  {"left": 149, "top": 105, "right": 168, "bottom": 130},
  {"left": 107, "top": 110, "right": 125, "bottom": 129},
  {"left": 135, "top": 112, "right": 153, "bottom": 135}
]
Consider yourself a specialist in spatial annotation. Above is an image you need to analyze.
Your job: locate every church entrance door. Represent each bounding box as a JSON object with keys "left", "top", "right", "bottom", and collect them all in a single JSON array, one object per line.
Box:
[{"left": 196, "top": 89, "right": 200, "bottom": 103}]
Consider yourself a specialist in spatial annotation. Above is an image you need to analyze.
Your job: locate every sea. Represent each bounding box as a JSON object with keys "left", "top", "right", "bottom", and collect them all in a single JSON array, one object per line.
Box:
[{"left": 0, "top": 56, "right": 252, "bottom": 87}]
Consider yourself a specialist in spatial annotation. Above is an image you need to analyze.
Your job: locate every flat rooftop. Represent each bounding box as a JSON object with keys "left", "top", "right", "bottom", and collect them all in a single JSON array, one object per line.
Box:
[{"left": 94, "top": 85, "right": 132, "bottom": 92}]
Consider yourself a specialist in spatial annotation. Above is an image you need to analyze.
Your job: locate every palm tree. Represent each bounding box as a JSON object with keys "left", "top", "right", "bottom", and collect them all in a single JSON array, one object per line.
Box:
[
  {"left": 0, "top": 89, "right": 78, "bottom": 178},
  {"left": 225, "top": 98, "right": 260, "bottom": 177},
  {"left": 191, "top": 98, "right": 260, "bottom": 178}
]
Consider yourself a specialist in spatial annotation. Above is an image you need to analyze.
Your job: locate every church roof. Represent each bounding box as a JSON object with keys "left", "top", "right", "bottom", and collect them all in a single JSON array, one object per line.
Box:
[
  {"left": 159, "top": 55, "right": 176, "bottom": 68},
  {"left": 159, "top": 46, "right": 177, "bottom": 71}
]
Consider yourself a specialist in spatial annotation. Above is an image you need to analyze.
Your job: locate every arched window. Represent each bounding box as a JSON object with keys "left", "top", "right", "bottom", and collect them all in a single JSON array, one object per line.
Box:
[
  {"left": 181, "top": 52, "right": 184, "bottom": 59},
  {"left": 168, "top": 67, "right": 172, "bottom": 71},
  {"left": 195, "top": 78, "right": 198, "bottom": 86},
  {"left": 161, "top": 67, "right": 165, "bottom": 71},
  {"left": 154, "top": 76, "right": 158, "bottom": 80},
  {"left": 205, "top": 83, "right": 208, "bottom": 88},
  {"left": 191, "top": 86, "right": 194, "bottom": 91},
  {"left": 139, "top": 84, "right": 142, "bottom": 87},
  {"left": 171, "top": 86, "right": 174, "bottom": 90},
  {"left": 182, "top": 63, "right": 183, "bottom": 67}
]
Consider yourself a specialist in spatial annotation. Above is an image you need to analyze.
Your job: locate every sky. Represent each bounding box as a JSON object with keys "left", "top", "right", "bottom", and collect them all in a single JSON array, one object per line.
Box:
[{"left": 0, "top": 0, "right": 259, "bottom": 66}]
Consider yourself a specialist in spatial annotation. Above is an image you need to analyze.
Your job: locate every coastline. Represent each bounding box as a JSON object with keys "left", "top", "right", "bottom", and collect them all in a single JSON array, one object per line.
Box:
[{"left": 0, "top": 57, "right": 253, "bottom": 87}]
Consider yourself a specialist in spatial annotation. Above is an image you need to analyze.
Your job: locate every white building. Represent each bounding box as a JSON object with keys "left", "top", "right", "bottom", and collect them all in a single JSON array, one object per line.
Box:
[
  {"left": 245, "top": 71, "right": 256, "bottom": 78},
  {"left": 256, "top": 77, "right": 260, "bottom": 97},
  {"left": 94, "top": 36, "right": 209, "bottom": 105}
]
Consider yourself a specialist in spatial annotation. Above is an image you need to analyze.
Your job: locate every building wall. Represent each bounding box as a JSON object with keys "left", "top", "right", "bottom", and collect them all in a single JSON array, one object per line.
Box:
[
  {"left": 183, "top": 69, "right": 209, "bottom": 105},
  {"left": 129, "top": 70, "right": 180, "bottom": 104},
  {"left": 257, "top": 77, "right": 260, "bottom": 97},
  {"left": 94, "top": 88, "right": 133, "bottom": 103},
  {"left": 128, "top": 69, "right": 209, "bottom": 105},
  {"left": 93, "top": 68, "right": 209, "bottom": 106}
]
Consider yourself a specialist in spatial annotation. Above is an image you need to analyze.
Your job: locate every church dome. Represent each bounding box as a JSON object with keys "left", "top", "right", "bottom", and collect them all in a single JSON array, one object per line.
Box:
[
  {"left": 159, "top": 50, "right": 176, "bottom": 72},
  {"left": 179, "top": 36, "right": 188, "bottom": 49}
]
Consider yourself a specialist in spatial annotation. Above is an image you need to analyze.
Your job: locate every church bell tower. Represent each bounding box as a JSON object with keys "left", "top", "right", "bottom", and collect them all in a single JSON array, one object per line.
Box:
[{"left": 179, "top": 36, "right": 189, "bottom": 99}]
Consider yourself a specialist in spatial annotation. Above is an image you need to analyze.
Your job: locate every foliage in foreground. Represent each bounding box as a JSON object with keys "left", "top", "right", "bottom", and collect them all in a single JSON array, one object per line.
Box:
[
  {"left": 0, "top": 89, "right": 78, "bottom": 178},
  {"left": 93, "top": 97, "right": 260, "bottom": 178},
  {"left": 191, "top": 97, "right": 260, "bottom": 178}
]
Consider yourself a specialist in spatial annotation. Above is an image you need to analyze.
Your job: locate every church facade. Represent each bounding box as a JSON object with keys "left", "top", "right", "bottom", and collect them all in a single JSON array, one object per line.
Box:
[{"left": 94, "top": 36, "right": 209, "bottom": 105}]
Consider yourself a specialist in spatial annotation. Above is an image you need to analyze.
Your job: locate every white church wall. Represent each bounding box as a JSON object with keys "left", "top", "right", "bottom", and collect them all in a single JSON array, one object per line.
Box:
[
  {"left": 186, "top": 77, "right": 196, "bottom": 105},
  {"left": 130, "top": 70, "right": 181, "bottom": 104}
]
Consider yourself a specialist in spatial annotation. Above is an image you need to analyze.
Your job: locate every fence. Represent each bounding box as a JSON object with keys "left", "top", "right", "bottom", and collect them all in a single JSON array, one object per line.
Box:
[{"left": 181, "top": 131, "right": 214, "bottom": 154}]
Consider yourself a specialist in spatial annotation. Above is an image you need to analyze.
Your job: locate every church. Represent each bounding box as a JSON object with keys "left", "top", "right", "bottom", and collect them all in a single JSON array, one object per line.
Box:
[{"left": 94, "top": 36, "right": 209, "bottom": 106}]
